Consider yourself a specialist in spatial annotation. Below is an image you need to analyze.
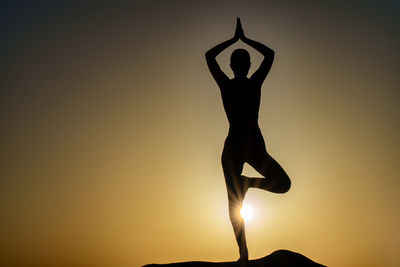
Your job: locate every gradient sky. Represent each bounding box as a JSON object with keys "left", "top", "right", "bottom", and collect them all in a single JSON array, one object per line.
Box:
[{"left": 1, "top": 1, "right": 399, "bottom": 266}]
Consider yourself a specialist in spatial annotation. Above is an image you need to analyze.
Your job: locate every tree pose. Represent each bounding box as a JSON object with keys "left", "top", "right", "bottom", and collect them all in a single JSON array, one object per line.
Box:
[{"left": 205, "top": 18, "right": 291, "bottom": 262}]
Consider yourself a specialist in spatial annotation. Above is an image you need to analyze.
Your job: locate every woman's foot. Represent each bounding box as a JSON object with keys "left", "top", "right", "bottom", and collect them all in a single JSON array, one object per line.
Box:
[
  {"left": 239, "top": 175, "right": 251, "bottom": 197},
  {"left": 237, "top": 247, "right": 249, "bottom": 264}
]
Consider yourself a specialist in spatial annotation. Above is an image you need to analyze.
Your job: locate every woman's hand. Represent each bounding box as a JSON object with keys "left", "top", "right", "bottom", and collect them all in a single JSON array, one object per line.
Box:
[{"left": 234, "top": 17, "right": 245, "bottom": 41}]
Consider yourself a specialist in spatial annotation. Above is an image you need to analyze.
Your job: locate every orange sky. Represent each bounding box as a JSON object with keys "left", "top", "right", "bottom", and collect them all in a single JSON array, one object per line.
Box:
[{"left": 1, "top": 1, "right": 399, "bottom": 266}]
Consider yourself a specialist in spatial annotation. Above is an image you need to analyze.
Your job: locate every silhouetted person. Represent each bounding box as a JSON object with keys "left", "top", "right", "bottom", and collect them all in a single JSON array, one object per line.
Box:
[{"left": 206, "top": 18, "right": 291, "bottom": 262}]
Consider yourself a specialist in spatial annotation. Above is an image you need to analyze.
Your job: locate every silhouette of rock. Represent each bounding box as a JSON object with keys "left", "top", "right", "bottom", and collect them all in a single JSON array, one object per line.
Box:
[{"left": 143, "top": 249, "right": 326, "bottom": 266}]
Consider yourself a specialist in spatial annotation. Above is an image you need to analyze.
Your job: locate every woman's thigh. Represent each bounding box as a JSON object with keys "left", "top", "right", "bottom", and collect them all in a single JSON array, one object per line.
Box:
[
  {"left": 246, "top": 132, "right": 291, "bottom": 193},
  {"left": 221, "top": 140, "right": 245, "bottom": 198}
]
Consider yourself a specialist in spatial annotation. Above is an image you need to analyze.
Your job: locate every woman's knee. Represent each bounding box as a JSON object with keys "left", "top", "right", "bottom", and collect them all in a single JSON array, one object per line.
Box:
[
  {"left": 228, "top": 199, "right": 243, "bottom": 219},
  {"left": 273, "top": 175, "right": 291, "bottom": 193}
]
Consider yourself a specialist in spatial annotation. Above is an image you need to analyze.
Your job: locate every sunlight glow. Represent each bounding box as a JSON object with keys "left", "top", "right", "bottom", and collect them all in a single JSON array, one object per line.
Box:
[{"left": 240, "top": 203, "right": 254, "bottom": 222}]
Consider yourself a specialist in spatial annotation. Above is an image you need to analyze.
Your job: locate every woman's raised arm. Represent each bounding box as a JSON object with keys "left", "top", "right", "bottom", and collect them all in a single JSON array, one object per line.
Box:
[{"left": 205, "top": 18, "right": 242, "bottom": 87}]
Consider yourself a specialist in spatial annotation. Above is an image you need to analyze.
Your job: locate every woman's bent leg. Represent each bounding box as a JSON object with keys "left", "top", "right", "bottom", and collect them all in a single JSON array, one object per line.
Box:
[
  {"left": 245, "top": 130, "right": 291, "bottom": 194},
  {"left": 249, "top": 155, "right": 291, "bottom": 193}
]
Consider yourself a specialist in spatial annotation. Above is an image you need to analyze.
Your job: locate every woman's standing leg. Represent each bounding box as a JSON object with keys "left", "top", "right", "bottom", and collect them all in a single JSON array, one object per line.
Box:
[{"left": 221, "top": 140, "right": 249, "bottom": 261}]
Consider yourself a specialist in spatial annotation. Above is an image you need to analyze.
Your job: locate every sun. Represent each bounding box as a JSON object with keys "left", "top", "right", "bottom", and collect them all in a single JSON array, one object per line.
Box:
[{"left": 240, "top": 203, "right": 254, "bottom": 222}]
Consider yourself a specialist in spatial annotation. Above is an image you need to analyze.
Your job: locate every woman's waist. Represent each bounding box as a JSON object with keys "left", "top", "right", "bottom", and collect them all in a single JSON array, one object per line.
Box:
[
  {"left": 225, "top": 123, "right": 264, "bottom": 146},
  {"left": 227, "top": 120, "right": 262, "bottom": 138},
  {"left": 228, "top": 120, "right": 259, "bottom": 128}
]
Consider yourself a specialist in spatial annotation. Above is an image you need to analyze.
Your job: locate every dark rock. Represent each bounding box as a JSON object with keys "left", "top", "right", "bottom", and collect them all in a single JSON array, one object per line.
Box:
[{"left": 143, "top": 249, "right": 326, "bottom": 266}]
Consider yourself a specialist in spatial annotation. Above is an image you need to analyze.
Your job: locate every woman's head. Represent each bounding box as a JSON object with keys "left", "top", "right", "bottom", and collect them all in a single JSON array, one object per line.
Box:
[{"left": 230, "top": 49, "right": 251, "bottom": 78}]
